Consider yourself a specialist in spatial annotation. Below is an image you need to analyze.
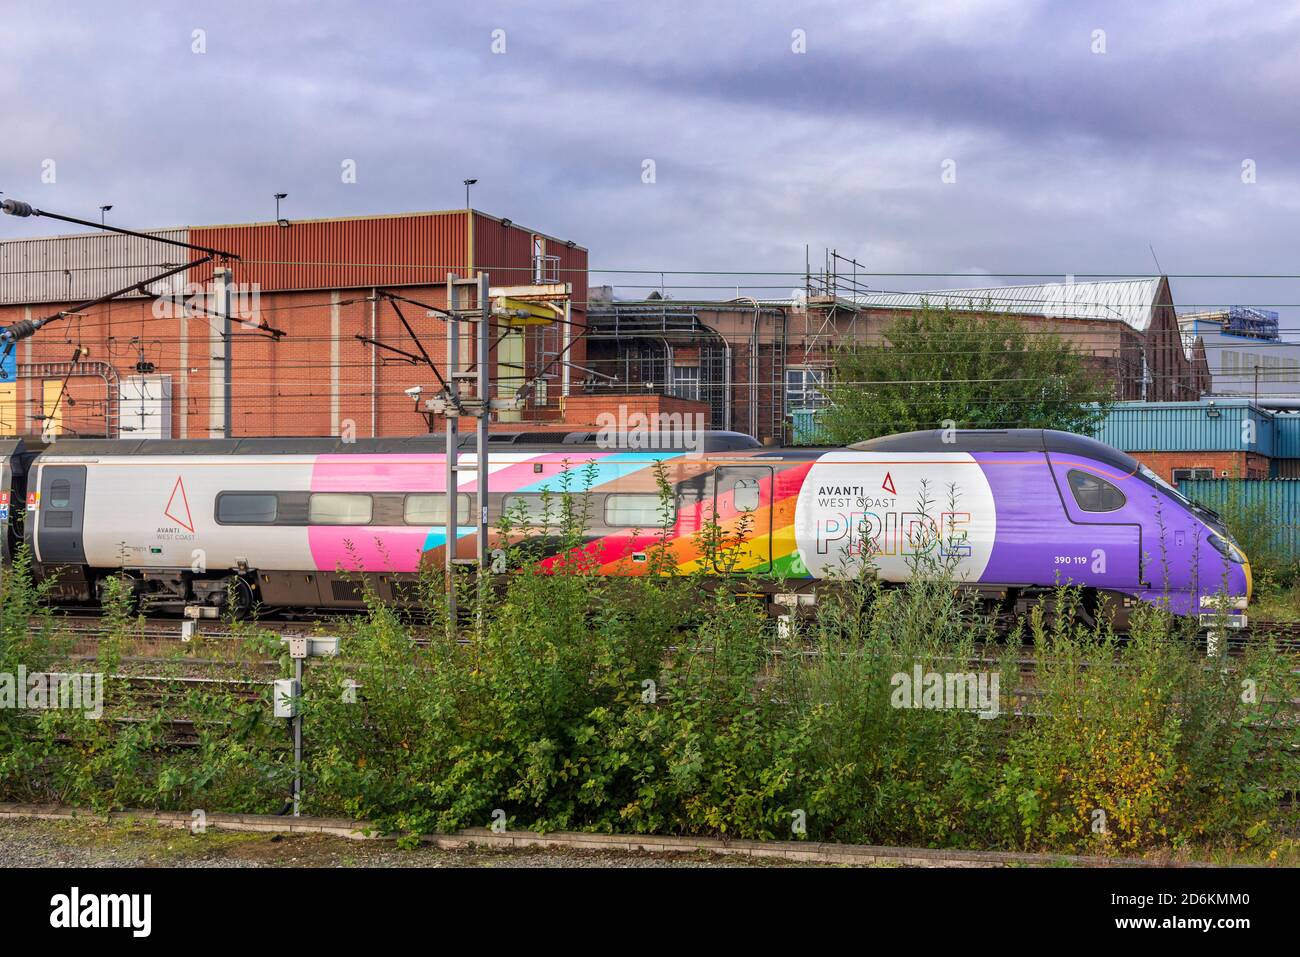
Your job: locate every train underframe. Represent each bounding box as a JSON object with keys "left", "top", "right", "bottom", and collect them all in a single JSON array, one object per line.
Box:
[{"left": 31, "top": 559, "right": 1159, "bottom": 634}]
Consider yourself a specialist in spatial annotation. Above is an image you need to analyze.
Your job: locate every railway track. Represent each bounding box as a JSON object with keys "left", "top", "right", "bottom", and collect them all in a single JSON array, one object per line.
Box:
[
  {"left": 26, "top": 611, "right": 1300, "bottom": 670},
  {"left": 34, "top": 608, "right": 1300, "bottom": 639}
]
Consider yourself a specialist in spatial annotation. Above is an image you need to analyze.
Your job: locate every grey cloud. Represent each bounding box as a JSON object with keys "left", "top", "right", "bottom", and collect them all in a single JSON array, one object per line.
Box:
[{"left": 1, "top": 0, "right": 1298, "bottom": 327}]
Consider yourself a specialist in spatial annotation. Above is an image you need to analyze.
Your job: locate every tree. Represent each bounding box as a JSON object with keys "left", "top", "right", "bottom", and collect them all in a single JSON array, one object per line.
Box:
[{"left": 817, "top": 303, "right": 1113, "bottom": 444}]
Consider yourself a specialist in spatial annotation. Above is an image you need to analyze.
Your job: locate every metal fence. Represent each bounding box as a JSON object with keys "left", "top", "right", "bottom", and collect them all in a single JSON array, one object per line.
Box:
[
  {"left": 1179, "top": 478, "right": 1300, "bottom": 561},
  {"left": 790, "top": 408, "right": 833, "bottom": 445}
]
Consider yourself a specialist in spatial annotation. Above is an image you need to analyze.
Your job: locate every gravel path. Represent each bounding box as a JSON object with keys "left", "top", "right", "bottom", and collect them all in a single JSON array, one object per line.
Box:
[{"left": 0, "top": 818, "right": 817, "bottom": 868}]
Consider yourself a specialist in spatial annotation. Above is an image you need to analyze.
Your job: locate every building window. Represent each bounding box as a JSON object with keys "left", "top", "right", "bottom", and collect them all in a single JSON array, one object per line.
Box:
[
  {"left": 216, "top": 493, "right": 279, "bottom": 525},
  {"left": 786, "top": 368, "right": 827, "bottom": 409},
  {"left": 402, "top": 493, "right": 471, "bottom": 525},
  {"left": 605, "top": 494, "right": 675, "bottom": 527},
  {"left": 308, "top": 493, "right": 373, "bottom": 526},
  {"left": 1067, "top": 469, "right": 1126, "bottom": 512},
  {"left": 671, "top": 365, "right": 701, "bottom": 401},
  {"left": 1171, "top": 468, "right": 1214, "bottom": 485}
]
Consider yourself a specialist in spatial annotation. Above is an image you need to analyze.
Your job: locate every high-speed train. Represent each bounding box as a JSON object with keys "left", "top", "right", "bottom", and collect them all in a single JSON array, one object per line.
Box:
[{"left": 0, "top": 429, "right": 1250, "bottom": 625}]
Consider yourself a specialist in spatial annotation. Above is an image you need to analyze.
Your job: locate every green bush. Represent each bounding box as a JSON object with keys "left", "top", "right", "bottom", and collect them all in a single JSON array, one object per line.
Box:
[{"left": 0, "top": 485, "right": 1294, "bottom": 857}]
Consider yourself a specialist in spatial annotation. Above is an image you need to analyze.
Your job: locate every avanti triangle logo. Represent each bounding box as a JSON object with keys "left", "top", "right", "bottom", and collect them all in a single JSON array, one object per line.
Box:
[
  {"left": 164, "top": 476, "right": 194, "bottom": 533},
  {"left": 882, "top": 471, "right": 896, "bottom": 495}
]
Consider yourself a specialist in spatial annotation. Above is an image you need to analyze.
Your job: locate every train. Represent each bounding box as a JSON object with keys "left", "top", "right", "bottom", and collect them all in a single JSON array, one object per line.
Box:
[{"left": 0, "top": 428, "right": 1251, "bottom": 627}]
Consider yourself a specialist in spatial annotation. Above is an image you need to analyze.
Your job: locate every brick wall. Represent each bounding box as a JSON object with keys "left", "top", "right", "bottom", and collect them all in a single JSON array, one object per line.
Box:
[
  {"left": 0, "top": 283, "right": 590, "bottom": 440},
  {"left": 1130, "top": 450, "right": 1271, "bottom": 483},
  {"left": 561, "top": 393, "right": 710, "bottom": 430}
]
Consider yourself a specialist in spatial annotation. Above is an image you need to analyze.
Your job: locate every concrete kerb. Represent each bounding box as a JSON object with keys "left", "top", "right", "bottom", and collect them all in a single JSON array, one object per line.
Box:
[{"left": 0, "top": 803, "right": 1210, "bottom": 867}]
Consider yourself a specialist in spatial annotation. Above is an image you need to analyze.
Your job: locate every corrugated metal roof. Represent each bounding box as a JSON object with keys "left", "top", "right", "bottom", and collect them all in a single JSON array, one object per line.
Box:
[
  {"left": 1094, "top": 400, "right": 1275, "bottom": 456},
  {"left": 852, "top": 278, "right": 1163, "bottom": 333},
  {"left": 1, "top": 210, "right": 588, "bottom": 305},
  {"left": 189, "top": 213, "right": 471, "bottom": 292},
  {"left": 0, "top": 229, "right": 192, "bottom": 305}
]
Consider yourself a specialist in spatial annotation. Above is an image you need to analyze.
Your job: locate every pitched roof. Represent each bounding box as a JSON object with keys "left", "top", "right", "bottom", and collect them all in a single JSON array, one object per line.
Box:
[{"left": 851, "top": 278, "right": 1164, "bottom": 333}]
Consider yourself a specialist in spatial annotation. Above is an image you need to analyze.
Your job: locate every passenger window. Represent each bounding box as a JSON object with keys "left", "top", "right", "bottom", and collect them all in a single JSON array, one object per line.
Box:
[
  {"left": 49, "top": 479, "right": 71, "bottom": 509},
  {"left": 730, "top": 477, "right": 761, "bottom": 512},
  {"left": 605, "top": 494, "right": 674, "bottom": 527},
  {"left": 402, "top": 493, "right": 470, "bottom": 525},
  {"left": 503, "top": 494, "right": 559, "bottom": 526},
  {"left": 308, "top": 493, "right": 373, "bottom": 525},
  {"left": 216, "top": 493, "right": 279, "bottom": 524},
  {"left": 1067, "top": 469, "right": 1126, "bottom": 512}
]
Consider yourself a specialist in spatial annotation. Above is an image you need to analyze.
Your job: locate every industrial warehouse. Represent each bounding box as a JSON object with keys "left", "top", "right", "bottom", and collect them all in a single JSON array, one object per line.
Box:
[
  {"left": 1, "top": 207, "right": 1298, "bottom": 544},
  {"left": 2, "top": 0, "right": 1297, "bottom": 932}
]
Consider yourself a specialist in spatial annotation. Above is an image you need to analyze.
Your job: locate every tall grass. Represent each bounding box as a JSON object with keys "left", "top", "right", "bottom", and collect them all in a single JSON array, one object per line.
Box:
[{"left": 0, "top": 478, "right": 1294, "bottom": 856}]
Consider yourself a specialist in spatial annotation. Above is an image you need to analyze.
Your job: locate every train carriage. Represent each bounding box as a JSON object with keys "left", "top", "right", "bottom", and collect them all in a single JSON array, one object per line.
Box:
[{"left": 0, "top": 429, "right": 1251, "bottom": 627}]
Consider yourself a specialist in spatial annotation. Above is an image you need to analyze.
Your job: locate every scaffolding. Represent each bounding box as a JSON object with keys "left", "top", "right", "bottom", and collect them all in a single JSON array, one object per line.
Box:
[{"left": 584, "top": 299, "right": 791, "bottom": 443}]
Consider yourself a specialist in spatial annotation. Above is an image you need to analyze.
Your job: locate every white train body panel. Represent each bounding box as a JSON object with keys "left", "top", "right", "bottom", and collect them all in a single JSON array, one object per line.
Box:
[
  {"left": 35, "top": 455, "right": 317, "bottom": 570},
  {"left": 793, "top": 451, "right": 998, "bottom": 581}
]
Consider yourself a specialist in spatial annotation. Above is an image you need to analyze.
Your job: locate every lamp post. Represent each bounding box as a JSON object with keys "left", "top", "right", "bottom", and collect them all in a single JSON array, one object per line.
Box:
[{"left": 463, "top": 178, "right": 477, "bottom": 209}]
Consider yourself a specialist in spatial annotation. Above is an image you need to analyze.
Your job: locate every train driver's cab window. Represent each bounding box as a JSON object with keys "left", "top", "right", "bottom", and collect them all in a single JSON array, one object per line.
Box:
[
  {"left": 216, "top": 493, "right": 279, "bottom": 524},
  {"left": 48, "top": 479, "right": 71, "bottom": 509},
  {"left": 308, "top": 493, "right": 373, "bottom": 526},
  {"left": 1066, "top": 469, "right": 1126, "bottom": 512}
]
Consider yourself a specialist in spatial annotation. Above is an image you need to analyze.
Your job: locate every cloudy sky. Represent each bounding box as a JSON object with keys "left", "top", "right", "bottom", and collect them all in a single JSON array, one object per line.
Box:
[{"left": 2, "top": 0, "right": 1299, "bottom": 322}]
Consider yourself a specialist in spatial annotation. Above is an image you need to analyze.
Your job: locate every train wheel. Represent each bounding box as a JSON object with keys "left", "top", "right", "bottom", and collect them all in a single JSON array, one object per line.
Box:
[
  {"left": 227, "top": 576, "right": 256, "bottom": 621},
  {"left": 96, "top": 574, "right": 141, "bottom": 616}
]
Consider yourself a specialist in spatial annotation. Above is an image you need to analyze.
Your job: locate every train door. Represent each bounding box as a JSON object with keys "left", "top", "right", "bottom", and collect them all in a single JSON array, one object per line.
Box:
[
  {"left": 1047, "top": 458, "right": 1143, "bottom": 589},
  {"left": 713, "top": 465, "right": 772, "bottom": 573},
  {"left": 37, "top": 465, "right": 88, "bottom": 565},
  {"left": 0, "top": 439, "right": 25, "bottom": 563}
]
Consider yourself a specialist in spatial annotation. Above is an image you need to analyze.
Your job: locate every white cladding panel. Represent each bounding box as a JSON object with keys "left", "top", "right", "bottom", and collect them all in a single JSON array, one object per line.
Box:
[
  {"left": 793, "top": 451, "right": 997, "bottom": 582},
  {"left": 41, "top": 456, "right": 317, "bottom": 570},
  {"left": 0, "top": 229, "right": 191, "bottom": 305},
  {"left": 120, "top": 375, "right": 173, "bottom": 439}
]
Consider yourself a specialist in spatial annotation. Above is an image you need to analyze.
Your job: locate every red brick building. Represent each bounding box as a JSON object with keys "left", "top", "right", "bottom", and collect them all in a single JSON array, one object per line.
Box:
[
  {"left": 586, "top": 277, "right": 1211, "bottom": 445},
  {"left": 0, "top": 209, "right": 629, "bottom": 440}
]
